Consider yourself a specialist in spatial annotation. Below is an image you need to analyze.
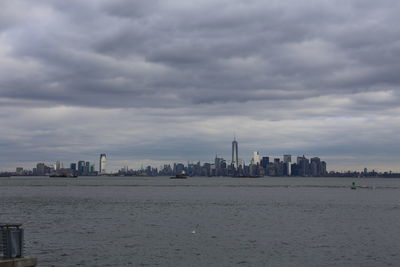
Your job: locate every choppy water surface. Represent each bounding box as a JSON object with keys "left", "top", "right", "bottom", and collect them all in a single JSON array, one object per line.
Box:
[{"left": 1, "top": 176, "right": 400, "bottom": 266}]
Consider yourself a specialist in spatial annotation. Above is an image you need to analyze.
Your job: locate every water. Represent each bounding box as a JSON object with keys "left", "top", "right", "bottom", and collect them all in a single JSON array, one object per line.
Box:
[{"left": 1, "top": 176, "right": 400, "bottom": 266}]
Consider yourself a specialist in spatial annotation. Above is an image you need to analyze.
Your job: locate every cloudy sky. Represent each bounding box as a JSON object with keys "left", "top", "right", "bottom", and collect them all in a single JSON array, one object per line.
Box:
[{"left": 1, "top": 0, "right": 400, "bottom": 172}]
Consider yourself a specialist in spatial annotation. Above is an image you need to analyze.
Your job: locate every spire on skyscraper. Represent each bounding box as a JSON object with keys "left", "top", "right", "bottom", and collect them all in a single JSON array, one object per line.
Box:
[{"left": 232, "top": 136, "right": 239, "bottom": 169}]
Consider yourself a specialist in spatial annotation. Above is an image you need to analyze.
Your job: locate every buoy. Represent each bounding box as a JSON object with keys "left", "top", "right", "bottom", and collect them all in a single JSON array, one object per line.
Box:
[
  {"left": 191, "top": 224, "right": 199, "bottom": 234},
  {"left": 351, "top": 182, "right": 356, "bottom": 190}
]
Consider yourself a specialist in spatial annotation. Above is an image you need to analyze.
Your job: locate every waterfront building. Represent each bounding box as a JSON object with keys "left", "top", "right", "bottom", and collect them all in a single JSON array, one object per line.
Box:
[
  {"left": 310, "top": 157, "right": 321, "bottom": 176},
  {"left": 160, "top": 164, "right": 173, "bottom": 176},
  {"left": 261, "top": 157, "right": 269, "bottom": 169},
  {"left": 99, "top": 154, "right": 107, "bottom": 174},
  {"left": 266, "top": 162, "right": 275, "bottom": 176},
  {"left": 283, "top": 155, "right": 292, "bottom": 176},
  {"left": 70, "top": 163, "right": 77, "bottom": 176},
  {"left": 35, "top": 163, "right": 52, "bottom": 176},
  {"left": 36, "top": 163, "right": 46, "bottom": 176},
  {"left": 55, "top": 161, "right": 61, "bottom": 171},
  {"left": 90, "top": 164, "right": 95, "bottom": 174},
  {"left": 78, "top": 160, "right": 86, "bottom": 176},
  {"left": 321, "top": 161, "right": 327, "bottom": 176},
  {"left": 260, "top": 156, "right": 269, "bottom": 176},
  {"left": 202, "top": 163, "right": 212, "bottom": 176},
  {"left": 251, "top": 151, "right": 261, "bottom": 165},
  {"left": 70, "top": 163, "right": 76, "bottom": 171},
  {"left": 173, "top": 163, "right": 185, "bottom": 174},
  {"left": 84, "top": 161, "right": 90, "bottom": 175},
  {"left": 296, "top": 156, "right": 310, "bottom": 176},
  {"left": 232, "top": 137, "right": 239, "bottom": 169},
  {"left": 214, "top": 156, "right": 227, "bottom": 176},
  {"left": 16, "top": 167, "right": 23, "bottom": 175}
]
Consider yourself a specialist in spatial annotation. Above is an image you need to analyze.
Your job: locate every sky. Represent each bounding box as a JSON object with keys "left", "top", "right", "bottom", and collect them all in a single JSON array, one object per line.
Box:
[{"left": 1, "top": 0, "right": 400, "bottom": 172}]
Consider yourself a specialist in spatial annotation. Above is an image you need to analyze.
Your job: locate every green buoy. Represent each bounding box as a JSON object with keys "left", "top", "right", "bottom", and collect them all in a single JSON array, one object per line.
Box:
[{"left": 351, "top": 182, "right": 356, "bottom": 190}]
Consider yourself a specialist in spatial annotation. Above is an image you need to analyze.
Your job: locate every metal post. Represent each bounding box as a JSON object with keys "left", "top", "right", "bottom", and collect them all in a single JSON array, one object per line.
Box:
[{"left": 0, "top": 223, "right": 24, "bottom": 259}]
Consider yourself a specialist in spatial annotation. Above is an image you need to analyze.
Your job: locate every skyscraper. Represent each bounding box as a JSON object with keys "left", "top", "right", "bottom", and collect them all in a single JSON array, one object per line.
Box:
[
  {"left": 231, "top": 137, "right": 239, "bottom": 169},
  {"left": 55, "top": 161, "right": 61, "bottom": 171},
  {"left": 283, "top": 155, "right": 292, "bottom": 176},
  {"left": 310, "top": 157, "right": 321, "bottom": 176},
  {"left": 78, "top": 160, "right": 86, "bottom": 176},
  {"left": 36, "top": 163, "right": 46, "bottom": 176},
  {"left": 99, "top": 154, "right": 107, "bottom": 174},
  {"left": 252, "top": 151, "right": 261, "bottom": 165}
]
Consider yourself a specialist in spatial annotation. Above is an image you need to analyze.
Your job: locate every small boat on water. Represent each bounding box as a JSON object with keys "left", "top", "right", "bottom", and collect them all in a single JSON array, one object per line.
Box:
[
  {"left": 351, "top": 182, "right": 357, "bottom": 190},
  {"left": 170, "top": 171, "right": 187, "bottom": 179},
  {"left": 49, "top": 173, "right": 78, "bottom": 178},
  {"left": 234, "top": 175, "right": 261, "bottom": 178}
]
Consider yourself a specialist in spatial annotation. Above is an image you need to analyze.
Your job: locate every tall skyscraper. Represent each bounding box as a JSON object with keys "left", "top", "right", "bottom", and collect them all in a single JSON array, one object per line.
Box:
[
  {"left": 55, "top": 161, "right": 61, "bottom": 171},
  {"left": 36, "top": 163, "right": 46, "bottom": 176},
  {"left": 283, "top": 155, "right": 292, "bottom": 176},
  {"left": 231, "top": 137, "right": 239, "bottom": 169},
  {"left": 252, "top": 151, "right": 261, "bottom": 165},
  {"left": 70, "top": 163, "right": 76, "bottom": 171},
  {"left": 78, "top": 160, "right": 86, "bottom": 176},
  {"left": 85, "top": 161, "right": 90, "bottom": 175},
  {"left": 99, "top": 154, "right": 107, "bottom": 174},
  {"left": 310, "top": 157, "right": 321, "bottom": 176}
]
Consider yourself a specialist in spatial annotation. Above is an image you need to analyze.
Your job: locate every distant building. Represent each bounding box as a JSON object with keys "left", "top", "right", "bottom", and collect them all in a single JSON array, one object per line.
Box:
[
  {"left": 321, "top": 161, "right": 327, "bottom": 176},
  {"left": 296, "top": 156, "right": 310, "bottom": 176},
  {"left": 16, "top": 167, "right": 23, "bottom": 175},
  {"left": 90, "top": 164, "right": 95, "bottom": 174},
  {"left": 260, "top": 157, "right": 269, "bottom": 169},
  {"left": 173, "top": 163, "right": 185, "bottom": 174},
  {"left": 78, "top": 161, "right": 86, "bottom": 176},
  {"left": 231, "top": 137, "right": 239, "bottom": 169},
  {"left": 70, "top": 163, "right": 77, "bottom": 171},
  {"left": 70, "top": 163, "right": 77, "bottom": 176},
  {"left": 214, "top": 156, "right": 227, "bottom": 176},
  {"left": 272, "top": 158, "right": 284, "bottom": 176},
  {"left": 99, "top": 154, "right": 107, "bottom": 174},
  {"left": 55, "top": 161, "right": 61, "bottom": 171},
  {"left": 310, "top": 157, "right": 321, "bottom": 176},
  {"left": 85, "top": 161, "right": 90, "bottom": 175},
  {"left": 251, "top": 151, "right": 261, "bottom": 165},
  {"left": 260, "top": 156, "right": 269, "bottom": 175},
  {"left": 283, "top": 155, "right": 292, "bottom": 176},
  {"left": 36, "top": 163, "right": 51, "bottom": 176},
  {"left": 36, "top": 163, "right": 46, "bottom": 176}
]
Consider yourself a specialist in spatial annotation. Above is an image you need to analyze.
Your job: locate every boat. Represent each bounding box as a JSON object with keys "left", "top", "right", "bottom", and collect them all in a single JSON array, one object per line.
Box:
[
  {"left": 170, "top": 171, "right": 187, "bottom": 179},
  {"left": 351, "top": 182, "right": 357, "bottom": 190},
  {"left": 235, "top": 175, "right": 261, "bottom": 178},
  {"left": 49, "top": 173, "right": 78, "bottom": 178}
]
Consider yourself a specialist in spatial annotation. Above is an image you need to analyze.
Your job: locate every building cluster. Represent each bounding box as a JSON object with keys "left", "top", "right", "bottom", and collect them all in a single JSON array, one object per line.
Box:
[
  {"left": 2, "top": 140, "right": 400, "bottom": 177},
  {"left": 121, "top": 154, "right": 327, "bottom": 177},
  {"left": 11, "top": 154, "right": 108, "bottom": 176},
  {"left": 118, "top": 138, "right": 327, "bottom": 177}
]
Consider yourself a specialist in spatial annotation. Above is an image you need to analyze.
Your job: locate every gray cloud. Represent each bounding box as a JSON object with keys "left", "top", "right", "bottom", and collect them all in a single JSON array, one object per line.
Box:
[{"left": 1, "top": 0, "right": 400, "bottom": 171}]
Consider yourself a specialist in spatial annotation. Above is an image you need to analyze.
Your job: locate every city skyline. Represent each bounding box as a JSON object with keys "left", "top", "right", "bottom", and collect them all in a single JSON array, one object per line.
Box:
[
  {"left": 1, "top": 137, "right": 398, "bottom": 174},
  {"left": 1, "top": 1, "right": 400, "bottom": 172}
]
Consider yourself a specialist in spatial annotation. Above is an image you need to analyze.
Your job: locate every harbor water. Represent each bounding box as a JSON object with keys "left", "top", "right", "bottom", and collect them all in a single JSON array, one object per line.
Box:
[{"left": 1, "top": 176, "right": 400, "bottom": 266}]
